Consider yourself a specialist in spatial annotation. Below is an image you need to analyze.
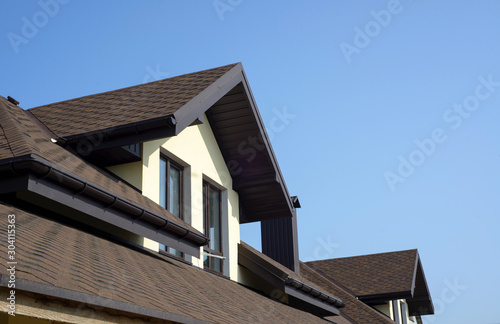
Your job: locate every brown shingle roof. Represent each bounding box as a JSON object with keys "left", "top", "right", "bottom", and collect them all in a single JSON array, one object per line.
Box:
[
  {"left": 238, "top": 243, "right": 395, "bottom": 323},
  {"left": 0, "top": 203, "right": 331, "bottom": 324},
  {"left": 239, "top": 241, "right": 321, "bottom": 287},
  {"left": 29, "top": 64, "right": 238, "bottom": 138},
  {"left": 305, "top": 250, "right": 418, "bottom": 298},
  {"left": 0, "top": 96, "right": 201, "bottom": 237},
  {"left": 239, "top": 242, "right": 344, "bottom": 307},
  {"left": 300, "top": 263, "right": 396, "bottom": 324},
  {"left": 21, "top": 62, "right": 295, "bottom": 224}
]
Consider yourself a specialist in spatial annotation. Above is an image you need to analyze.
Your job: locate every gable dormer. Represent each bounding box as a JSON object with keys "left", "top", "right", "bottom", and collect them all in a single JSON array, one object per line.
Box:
[{"left": 27, "top": 63, "right": 302, "bottom": 277}]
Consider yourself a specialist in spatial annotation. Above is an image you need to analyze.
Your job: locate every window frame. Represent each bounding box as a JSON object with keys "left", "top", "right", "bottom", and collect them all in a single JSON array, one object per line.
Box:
[
  {"left": 160, "top": 155, "right": 184, "bottom": 220},
  {"left": 202, "top": 180, "right": 223, "bottom": 273},
  {"left": 160, "top": 155, "right": 185, "bottom": 258},
  {"left": 400, "top": 301, "right": 408, "bottom": 324},
  {"left": 393, "top": 300, "right": 401, "bottom": 324}
]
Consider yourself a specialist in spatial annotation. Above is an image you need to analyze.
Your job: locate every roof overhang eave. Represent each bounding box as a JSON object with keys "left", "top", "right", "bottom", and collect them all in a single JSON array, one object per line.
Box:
[
  {"left": 0, "top": 154, "right": 207, "bottom": 256},
  {"left": 238, "top": 243, "right": 344, "bottom": 317},
  {"left": 61, "top": 115, "right": 178, "bottom": 151},
  {"left": 357, "top": 291, "right": 414, "bottom": 305}
]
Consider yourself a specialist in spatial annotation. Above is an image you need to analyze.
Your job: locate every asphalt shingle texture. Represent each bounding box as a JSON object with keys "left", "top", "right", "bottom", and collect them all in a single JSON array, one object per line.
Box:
[
  {"left": 0, "top": 203, "right": 332, "bottom": 324},
  {"left": 305, "top": 250, "right": 418, "bottom": 297},
  {"left": 29, "top": 64, "right": 238, "bottom": 138},
  {"left": 0, "top": 96, "right": 201, "bottom": 235},
  {"left": 300, "top": 263, "right": 396, "bottom": 324}
]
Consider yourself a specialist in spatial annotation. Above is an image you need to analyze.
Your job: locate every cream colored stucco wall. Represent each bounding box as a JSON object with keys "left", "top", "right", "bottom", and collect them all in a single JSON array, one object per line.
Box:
[
  {"left": 107, "top": 161, "right": 143, "bottom": 191},
  {"left": 142, "top": 115, "right": 240, "bottom": 280},
  {"left": 373, "top": 303, "right": 391, "bottom": 318}
]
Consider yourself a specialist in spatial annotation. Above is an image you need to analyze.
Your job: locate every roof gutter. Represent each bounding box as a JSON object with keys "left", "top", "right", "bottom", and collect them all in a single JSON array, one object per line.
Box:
[
  {"left": 285, "top": 277, "right": 345, "bottom": 308},
  {"left": 0, "top": 154, "right": 208, "bottom": 247},
  {"left": 238, "top": 243, "right": 345, "bottom": 316}
]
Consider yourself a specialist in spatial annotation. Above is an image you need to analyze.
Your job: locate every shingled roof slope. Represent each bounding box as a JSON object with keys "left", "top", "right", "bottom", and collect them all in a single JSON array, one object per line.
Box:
[
  {"left": 0, "top": 203, "right": 331, "bottom": 324},
  {"left": 0, "top": 96, "right": 201, "bottom": 236},
  {"left": 239, "top": 242, "right": 344, "bottom": 306},
  {"left": 300, "top": 263, "right": 396, "bottom": 324},
  {"left": 306, "top": 250, "right": 418, "bottom": 297},
  {"left": 238, "top": 243, "right": 396, "bottom": 323},
  {"left": 29, "top": 63, "right": 238, "bottom": 138}
]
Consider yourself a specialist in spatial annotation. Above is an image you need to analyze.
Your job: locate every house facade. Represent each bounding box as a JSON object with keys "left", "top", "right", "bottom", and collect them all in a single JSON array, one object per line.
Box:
[{"left": 0, "top": 63, "right": 433, "bottom": 323}]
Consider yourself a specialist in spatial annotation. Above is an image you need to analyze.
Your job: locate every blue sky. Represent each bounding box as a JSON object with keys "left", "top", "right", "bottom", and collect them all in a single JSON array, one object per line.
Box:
[{"left": 2, "top": 1, "right": 499, "bottom": 323}]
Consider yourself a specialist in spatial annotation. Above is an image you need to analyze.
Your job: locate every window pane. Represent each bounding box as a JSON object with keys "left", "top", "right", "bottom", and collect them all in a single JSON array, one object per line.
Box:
[
  {"left": 209, "top": 188, "right": 220, "bottom": 252},
  {"left": 169, "top": 166, "right": 181, "bottom": 218},
  {"left": 203, "top": 183, "right": 207, "bottom": 235},
  {"left": 168, "top": 247, "right": 183, "bottom": 257},
  {"left": 211, "top": 258, "right": 222, "bottom": 272},
  {"left": 203, "top": 254, "right": 209, "bottom": 268},
  {"left": 393, "top": 300, "right": 400, "bottom": 323},
  {"left": 203, "top": 182, "right": 223, "bottom": 272},
  {"left": 159, "top": 158, "right": 166, "bottom": 208},
  {"left": 401, "top": 303, "right": 408, "bottom": 324}
]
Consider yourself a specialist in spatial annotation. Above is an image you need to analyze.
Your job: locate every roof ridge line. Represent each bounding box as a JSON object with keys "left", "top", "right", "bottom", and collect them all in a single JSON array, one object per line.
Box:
[
  {"left": 0, "top": 97, "right": 36, "bottom": 158},
  {"left": 0, "top": 119, "right": 14, "bottom": 158},
  {"left": 23, "top": 108, "right": 59, "bottom": 140},
  {"left": 29, "top": 63, "right": 240, "bottom": 111},
  {"left": 309, "top": 249, "right": 419, "bottom": 262}
]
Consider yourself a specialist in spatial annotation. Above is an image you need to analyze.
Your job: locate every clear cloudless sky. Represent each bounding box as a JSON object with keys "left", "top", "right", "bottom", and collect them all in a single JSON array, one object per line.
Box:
[{"left": 1, "top": 1, "right": 499, "bottom": 323}]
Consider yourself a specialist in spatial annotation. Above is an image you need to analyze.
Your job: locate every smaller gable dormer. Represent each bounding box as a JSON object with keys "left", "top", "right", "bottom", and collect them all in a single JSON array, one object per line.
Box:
[{"left": 305, "top": 249, "right": 434, "bottom": 322}]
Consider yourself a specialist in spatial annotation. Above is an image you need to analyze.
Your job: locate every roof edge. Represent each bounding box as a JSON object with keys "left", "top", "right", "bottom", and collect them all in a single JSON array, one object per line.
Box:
[
  {"left": 239, "top": 65, "right": 294, "bottom": 214},
  {"left": 357, "top": 291, "right": 413, "bottom": 304},
  {"left": 61, "top": 115, "right": 177, "bottom": 146},
  {"left": 172, "top": 63, "right": 294, "bottom": 220},
  {"left": 238, "top": 243, "right": 344, "bottom": 316},
  {"left": 173, "top": 62, "right": 244, "bottom": 133},
  {"left": 285, "top": 277, "right": 345, "bottom": 308},
  {"left": 0, "top": 154, "right": 208, "bottom": 249},
  {"left": 28, "top": 63, "right": 241, "bottom": 111},
  {"left": 0, "top": 276, "right": 205, "bottom": 324}
]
